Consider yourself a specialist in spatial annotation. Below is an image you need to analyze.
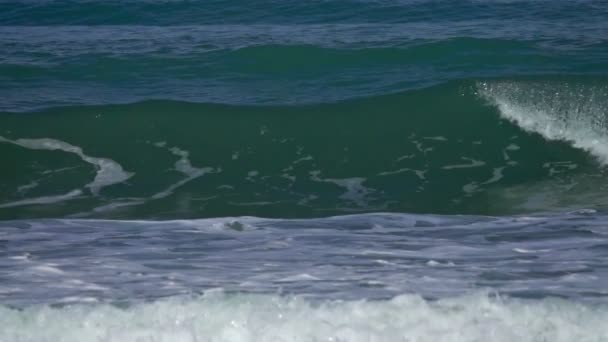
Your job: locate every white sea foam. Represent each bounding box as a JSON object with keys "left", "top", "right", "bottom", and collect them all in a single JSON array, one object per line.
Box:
[
  {"left": 17, "top": 180, "right": 39, "bottom": 194},
  {"left": 442, "top": 157, "right": 486, "bottom": 170},
  {"left": 478, "top": 80, "right": 608, "bottom": 165},
  {"left": 482, "top": 167, "right": 505, "bottom": 185},
  {"left": 0, "top": 189, "right": 83, "bottom": 209},
  {"left": 1, "top": 292, "right": 607, "bottom": 342},
  {"left": 0, "top": 136, "right": 133, "bottom": 195},
  {"left": 308, "top": 171, "right": 375, "bottom": 206},
  {"left": 378, "top": 167, "right": 427, "bottom": 179},
  {"left": 150, "top": 144, "right": 218, "bottom": 200},
  {"left": 89, "top": 144, "right": 218, "bottom": 214}
]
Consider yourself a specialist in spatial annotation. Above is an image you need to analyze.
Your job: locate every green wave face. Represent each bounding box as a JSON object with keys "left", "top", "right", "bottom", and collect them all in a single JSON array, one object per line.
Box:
[{"left": 1, "top": 78, "right": 606, "bottom": 220}]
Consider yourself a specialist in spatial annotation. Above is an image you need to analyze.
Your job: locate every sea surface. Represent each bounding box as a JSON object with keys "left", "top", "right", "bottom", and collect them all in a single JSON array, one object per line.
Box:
[{"left": 2, "top": 0, "right": 608, "bottom": 341}]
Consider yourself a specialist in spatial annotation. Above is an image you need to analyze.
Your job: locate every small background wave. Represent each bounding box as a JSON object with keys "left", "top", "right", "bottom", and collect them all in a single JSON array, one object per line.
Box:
[
  {"left": 2, "top": 0, "right": 607, "bottom": 25},
  {"left": 1, "top": 0, "right": 607, "bottom": 111}
]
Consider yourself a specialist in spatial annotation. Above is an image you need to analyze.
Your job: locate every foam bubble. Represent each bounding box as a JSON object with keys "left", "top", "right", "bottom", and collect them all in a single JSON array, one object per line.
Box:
[
  {"left": 1, "top": 293, "right": 607, "bottom": 342},
  {"left": 477, "top": 80, "right": 608, "bottom": 165}
]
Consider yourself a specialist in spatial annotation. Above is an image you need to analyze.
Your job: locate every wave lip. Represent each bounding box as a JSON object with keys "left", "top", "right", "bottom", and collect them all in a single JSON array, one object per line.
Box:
[{"left": 478, "top": 80, "right": 608, "bottom": 165}]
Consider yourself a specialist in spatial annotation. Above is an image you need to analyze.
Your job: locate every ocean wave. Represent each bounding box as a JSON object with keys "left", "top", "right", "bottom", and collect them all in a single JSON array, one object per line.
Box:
[
  {"left": 0, "top": 77, "right": 607, "bottom": 218},
  {"left": 1, "top": 21, "right": 606, "bottom": 112}
]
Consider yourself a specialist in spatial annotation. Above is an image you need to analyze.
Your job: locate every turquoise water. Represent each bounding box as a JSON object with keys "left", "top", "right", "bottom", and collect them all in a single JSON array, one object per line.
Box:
[{"left": 2, "top": 1, "right": 608, "bottom": 340}]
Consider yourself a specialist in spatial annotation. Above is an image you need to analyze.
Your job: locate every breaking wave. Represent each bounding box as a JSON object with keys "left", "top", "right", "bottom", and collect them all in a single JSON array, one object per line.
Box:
[
  {"left": 1, "top": 292, "right": 607, "bottom": 342},
  {"left": 1, "top": 77, "right": 607, "bottom": 219}
]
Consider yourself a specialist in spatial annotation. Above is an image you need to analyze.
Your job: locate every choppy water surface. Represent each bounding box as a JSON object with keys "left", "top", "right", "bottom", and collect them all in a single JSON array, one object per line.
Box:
[
  {"left": 2, "top": 211, "right": 608, "bottom": 340},
  {"left": 4, "top": 211, "right": 608, "bottom": 305}
]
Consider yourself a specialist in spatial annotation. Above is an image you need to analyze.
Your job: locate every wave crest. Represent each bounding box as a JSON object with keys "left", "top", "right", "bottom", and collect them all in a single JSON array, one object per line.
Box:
[{"left": 478, "top": 80, "right": 608, "bottom": 165}]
